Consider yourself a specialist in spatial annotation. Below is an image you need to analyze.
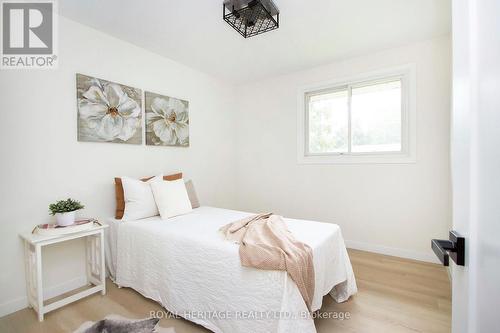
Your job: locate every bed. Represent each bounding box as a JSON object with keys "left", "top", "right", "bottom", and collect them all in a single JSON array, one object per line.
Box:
[{"left": 105, "top": 206, "right": 357, "bottom": 333}]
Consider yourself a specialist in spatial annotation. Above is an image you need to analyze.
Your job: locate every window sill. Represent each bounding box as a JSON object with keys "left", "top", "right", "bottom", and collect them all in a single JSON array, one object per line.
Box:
[{"left": 297, "top": 153, "right": 416, "bottom": 165}]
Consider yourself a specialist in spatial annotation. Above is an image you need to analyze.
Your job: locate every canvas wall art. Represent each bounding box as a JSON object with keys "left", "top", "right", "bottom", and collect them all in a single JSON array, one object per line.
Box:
[
  {"left": 76, "top": 73, "right": 143, "bottom": 144},
  {"left": 145, "top": 91, "right": 189, "bottom": 147}
]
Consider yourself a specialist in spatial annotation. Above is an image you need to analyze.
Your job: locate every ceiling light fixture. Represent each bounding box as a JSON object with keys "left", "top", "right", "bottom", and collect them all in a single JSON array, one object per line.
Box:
[{"left": 223, "top": 0, "right": 279, "bottom": 38}]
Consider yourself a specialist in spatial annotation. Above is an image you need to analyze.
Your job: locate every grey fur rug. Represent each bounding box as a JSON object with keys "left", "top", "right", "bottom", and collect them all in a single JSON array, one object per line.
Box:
[{"left": 74, "top": 315, "right": 175, "bottom": 333}]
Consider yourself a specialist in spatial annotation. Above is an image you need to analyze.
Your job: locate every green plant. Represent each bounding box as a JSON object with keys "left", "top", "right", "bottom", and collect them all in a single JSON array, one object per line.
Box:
[{"left": 49, "top": 198, "right": 85, "bottom": 215}]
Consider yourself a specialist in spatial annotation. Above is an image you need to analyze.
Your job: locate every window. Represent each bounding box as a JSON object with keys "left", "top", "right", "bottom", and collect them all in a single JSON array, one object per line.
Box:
[{"left": 298, "top": 66, "right": 415, "bottom": 164}]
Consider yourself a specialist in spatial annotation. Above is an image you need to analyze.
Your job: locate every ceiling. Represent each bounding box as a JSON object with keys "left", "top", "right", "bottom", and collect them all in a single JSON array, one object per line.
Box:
[{"left": 60, "top": 0, "right": 451, "bottom": 84}]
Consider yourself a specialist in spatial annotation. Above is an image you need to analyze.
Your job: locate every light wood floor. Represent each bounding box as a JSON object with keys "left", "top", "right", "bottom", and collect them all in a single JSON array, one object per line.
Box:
[{"left": 0, "top": 249, "right": 451, "bottom": 333}]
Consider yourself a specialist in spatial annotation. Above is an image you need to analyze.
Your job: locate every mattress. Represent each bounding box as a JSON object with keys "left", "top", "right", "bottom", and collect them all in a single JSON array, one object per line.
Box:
[{"left": 105, "top": 206, "right": 357, "bottom": 333}]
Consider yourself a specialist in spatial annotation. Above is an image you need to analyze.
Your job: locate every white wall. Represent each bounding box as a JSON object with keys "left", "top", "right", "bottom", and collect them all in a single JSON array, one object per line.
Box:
[
  {"left": 234, "top": 37, "right": 451, "bottom": 262},
  {"left": 0, "top": 17, "right": 237, "bottom": 316}
]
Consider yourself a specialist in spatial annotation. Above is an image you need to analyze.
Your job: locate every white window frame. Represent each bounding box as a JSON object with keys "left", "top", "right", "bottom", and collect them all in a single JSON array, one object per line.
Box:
[{"left": 297, "top": 64, "right": 416, "bottom": 164}]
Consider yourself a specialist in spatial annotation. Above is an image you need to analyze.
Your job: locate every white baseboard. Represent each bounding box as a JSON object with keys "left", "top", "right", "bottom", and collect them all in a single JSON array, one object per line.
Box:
[
  {"left": 345, "top": 240, "right": 439, "bottom": 264},
  {"left": 0, "top": 275, "right": 88, "bottom": 318}
]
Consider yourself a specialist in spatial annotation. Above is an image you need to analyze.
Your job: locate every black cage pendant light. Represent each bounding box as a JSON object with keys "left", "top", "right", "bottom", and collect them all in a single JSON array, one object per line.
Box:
[{"left": 223, "top": 0, "right": 280, "bottom": 38}]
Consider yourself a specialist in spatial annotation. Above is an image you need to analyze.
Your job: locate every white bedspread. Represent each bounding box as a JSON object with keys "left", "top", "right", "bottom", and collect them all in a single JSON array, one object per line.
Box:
[{"left": 107, "top": 206, "right": 357, "bottom": 333}]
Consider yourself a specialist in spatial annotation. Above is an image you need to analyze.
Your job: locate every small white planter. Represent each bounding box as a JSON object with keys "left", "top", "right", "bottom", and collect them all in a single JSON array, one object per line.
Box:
[{"left": 55, "top": 211, "right": 76, "bottom": 227}]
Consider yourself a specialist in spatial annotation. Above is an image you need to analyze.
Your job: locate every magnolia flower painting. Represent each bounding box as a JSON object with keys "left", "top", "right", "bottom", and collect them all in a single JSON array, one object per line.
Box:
[
  {"left": 77, "top": 74, "right": 142, "bottom": 144},
  {"left": 145, "top": 91, "right": 189, "bottom": 147}
]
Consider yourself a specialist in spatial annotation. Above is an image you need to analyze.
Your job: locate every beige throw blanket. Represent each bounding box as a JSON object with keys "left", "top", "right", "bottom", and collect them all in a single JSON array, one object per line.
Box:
[{"left": 220, "top": 213, "right": 315, "bottom": 311}]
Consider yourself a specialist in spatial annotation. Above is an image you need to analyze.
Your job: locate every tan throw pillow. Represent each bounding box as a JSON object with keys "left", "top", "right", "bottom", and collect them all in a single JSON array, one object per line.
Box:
[
  {"left": 114, "top": 172, "right": 182, "bottom": 219},
  {"left": 185, "top": 180, "right": 200, "bottom": 208}
]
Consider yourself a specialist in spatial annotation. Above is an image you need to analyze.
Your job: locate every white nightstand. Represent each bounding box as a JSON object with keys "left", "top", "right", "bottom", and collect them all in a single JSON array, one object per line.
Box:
[{"left": 19, "top": 223, "right": 108, "bottom": 321}]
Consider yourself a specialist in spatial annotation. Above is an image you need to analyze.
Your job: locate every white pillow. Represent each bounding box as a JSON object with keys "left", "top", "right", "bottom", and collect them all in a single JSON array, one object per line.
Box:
[
  {"left": 121, "top": 174, "right": 162, "bottom": 221},
  {"left": 151, "top": 178, "right": 192, "bottom": 219}
]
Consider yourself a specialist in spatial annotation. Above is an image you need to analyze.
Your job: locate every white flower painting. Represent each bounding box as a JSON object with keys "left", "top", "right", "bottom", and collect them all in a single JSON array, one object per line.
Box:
[
  {"left": 77, "top": 74, "right": 142, "bottom": 144},
  {"left": 145, "top": 91, "right": 189, "bottom": 147}
]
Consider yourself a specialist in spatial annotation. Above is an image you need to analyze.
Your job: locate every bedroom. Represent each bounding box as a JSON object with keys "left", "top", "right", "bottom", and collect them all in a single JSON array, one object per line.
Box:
[{"left": 0, "top": 0, "right": 498, "bottom": 332}]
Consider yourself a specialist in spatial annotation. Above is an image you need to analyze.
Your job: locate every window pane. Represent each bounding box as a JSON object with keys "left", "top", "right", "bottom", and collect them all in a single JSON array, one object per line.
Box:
[
  {"left": 351, "top": 80, "right": 402, "bottom": 153},
  {"left": 308, "top": 90, "right": 348, "bottom": 154}
]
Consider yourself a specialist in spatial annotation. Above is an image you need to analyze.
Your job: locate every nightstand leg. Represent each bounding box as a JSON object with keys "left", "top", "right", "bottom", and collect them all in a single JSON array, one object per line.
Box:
[
  {"left": 35, "top": 244, "right": 44, "bottom": 322},
  {"left": 23, "top": 241, "right": 34, "bottom": 309},
  {"left": 100, "top": 230, "right": 106, "bottom": 295},
  {"left": 85, "top": 236, "right": 92, "bottom": 285}
]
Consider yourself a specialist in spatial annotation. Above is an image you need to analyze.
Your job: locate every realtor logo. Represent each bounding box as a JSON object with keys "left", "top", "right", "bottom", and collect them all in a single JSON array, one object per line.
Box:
[{"left": 1, "top": 0, "right": 57, "bottom": 69}]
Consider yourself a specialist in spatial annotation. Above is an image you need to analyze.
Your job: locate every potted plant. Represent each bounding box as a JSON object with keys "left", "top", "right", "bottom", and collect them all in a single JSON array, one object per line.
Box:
[{"left": 49, "top": 198, "right": 85, "bottom": 226}]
